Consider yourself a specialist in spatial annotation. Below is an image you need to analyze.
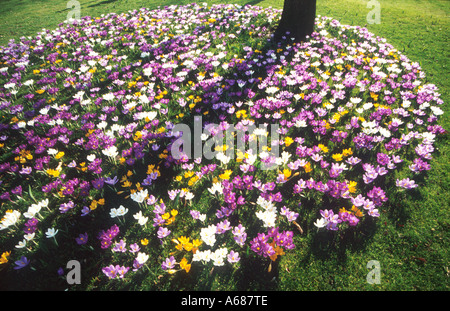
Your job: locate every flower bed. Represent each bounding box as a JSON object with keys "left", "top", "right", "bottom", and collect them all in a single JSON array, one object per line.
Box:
[{"left": 0, "top": 3, "right": 445, "bottom": 289}]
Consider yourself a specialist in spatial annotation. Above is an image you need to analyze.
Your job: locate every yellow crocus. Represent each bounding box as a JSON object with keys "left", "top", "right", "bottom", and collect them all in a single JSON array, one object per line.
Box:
[
  {"left": 318, "top": 144, "right": 329, "bottom": 153},
  {"left": 178, "top": 236, "right": 190, "bottom": 245},
  {"left": 351, "top": 205, "right": 363, "bottom": 217},
  {"left": 161, "top": 212, "right": 170, "bottom": 220},
  {"left": 180, "top": 258, "right": 191, "bottom": 273},
  {"left": 183, "top": 243, "right": 194, "bottom": 252},
  {"left": 219, "top": 169, "right": 232, "bottom": 180},
  {"left": 332, "top": 153, "right": 343, "bottom": 162},
  {"left": 90, "top": 200, "right": 98, "bottom": 210},
  {"left": 55, "top": 151, "right": 65, "bottom": 159},
  {"left": 283, "top": 169, "right": 292, "bottom": 179},
  {"left": 304, "top": 162, "right": 312, "bottom": 173},
  {"left": 0, "top": 251, "right": 11, "bottom": 264},
  {"left": 284, "top": 136, "right": 294, "bottom": 147},
  {"left": 348, "top": 181, "right": 357, "bottom": 193},
  {"left": 46, "top": 169, "right": 60, "bottom": 178},
  {"left": 342, "top": 148, "right": 353, "bottom": 157}
]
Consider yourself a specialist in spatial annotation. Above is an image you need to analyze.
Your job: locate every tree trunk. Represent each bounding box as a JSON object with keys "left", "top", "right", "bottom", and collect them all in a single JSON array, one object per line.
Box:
[{"left": 274, "top": 0, "right": 317, "bottom": 43}]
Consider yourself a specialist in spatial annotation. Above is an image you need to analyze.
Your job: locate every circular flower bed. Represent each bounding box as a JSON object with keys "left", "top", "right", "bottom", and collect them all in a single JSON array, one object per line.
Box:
[{"left": 0, "top": 3, "right": 445, "bottom": 288}]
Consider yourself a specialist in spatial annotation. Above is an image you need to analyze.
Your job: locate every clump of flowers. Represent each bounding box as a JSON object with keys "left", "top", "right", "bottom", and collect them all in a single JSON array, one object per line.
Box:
[
  {"left": 0, "top": 3, "right": 445, "bottom": 288},
  {"left": 250, "top": 227, "right": 295, "bottom": 261},
  {"left": 97, "top": 225, "right": 120, "bottom": 249}
]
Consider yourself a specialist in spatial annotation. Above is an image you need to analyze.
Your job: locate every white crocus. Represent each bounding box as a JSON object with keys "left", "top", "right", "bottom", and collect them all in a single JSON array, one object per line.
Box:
[
  {"left": 24, "top": 233, "right": 36, "bottom": 241},
  {"left": 86, "top": 154, "right": 96, "bottom": 162},
  {"left": 0, "top": 210, "right": 21, "bottom": 230},
  {"left": 314, "top": 218, "right": 328, "bottom": 228},
  {"left": 133, "top": 211, "right": 148, "bottom": 226},
  {"left": 110, "top": 205, "right": 128, "bottom": 218},
  {"left": 102, "top": 145, "right": 118, "bottom": 158},
  {"left": 15, "top": 239, "right": 27, "bottom": 249},
  {"left": 130, "top": 189, "right": 148, "bottom": 204},
  {"left": 208, "top": 182, "right": 223, "bottom": 195},
  {"left": 135, "top": 252, "right": 149, "bottom": 265},
  {"left": 24, "top": 203, "right": 42, "bottom": 219}
]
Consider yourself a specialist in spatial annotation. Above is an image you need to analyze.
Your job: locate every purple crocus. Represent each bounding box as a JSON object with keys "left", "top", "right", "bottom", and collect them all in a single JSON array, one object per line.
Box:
[
  {"left": 75, "top": 232, "right": 88, "bottom": 245},
  {"left": 11, "top": 185, "right": 22, "bottom": 196},
  {"left": 0, "top": 192, "right": 11, "bottom": 201},
  {"left": 91, "top": 178, "right": 104, "bottom": 190},
  {"left": 14, "top": 256, "right": 30, "bottom": 270}
]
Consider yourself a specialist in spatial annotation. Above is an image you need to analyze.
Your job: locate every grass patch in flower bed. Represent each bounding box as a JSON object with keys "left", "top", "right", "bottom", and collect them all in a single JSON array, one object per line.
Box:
[{"left": 0, "top": 2, "right": 448, "bottom": 291}]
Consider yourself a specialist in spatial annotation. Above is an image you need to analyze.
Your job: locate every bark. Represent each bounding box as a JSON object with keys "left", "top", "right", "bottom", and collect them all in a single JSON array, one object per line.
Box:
[{"left": 274, "top": 0, "right": 317, "bottom": 43}]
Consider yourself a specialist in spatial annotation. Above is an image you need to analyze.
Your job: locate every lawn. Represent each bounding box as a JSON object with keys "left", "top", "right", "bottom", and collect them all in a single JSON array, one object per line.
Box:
[{"left": 0, "top": 0, "right": 448, "bottom": 291}]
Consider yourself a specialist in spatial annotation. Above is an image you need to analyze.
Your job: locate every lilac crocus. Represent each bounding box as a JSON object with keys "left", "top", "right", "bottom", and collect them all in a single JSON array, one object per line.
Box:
[
  {"left": 190, "top": 210, "right": 201, "bottom": 219},
  {"left": 104, "top": 175, "right": 119, "bottom": 186},
  {"left": 129, "top": 243, "right": 140, "bottom": 253},
  {"left": 19, "top": 167, "right": 32, "bottom": 175},
  {"left": 227, "top": 250, "right": 240, "bottom": 263},
  {"left": 396, "top": 178, "right": 418, "bottom": 189},
  {"left": 81, "top": 206, "right": 91, "bottom": 216},
  {"left": 117, "top": 265, "right": 130, "bottom": 278},
  {"left": 102, "top": 265, "right": 118, "bottom": 279},
  {"left": 112, "top": 239, "right": 127, "bottom": 253},
  {"left": 146, "top": 195, "right": 157, "bottom": 205},
  {"left": 351, "top": 194, "right": 366, "bottom": 207},
  {"left": 280, "top": 206, "right": 298, "bottom": 222},
  {"left": 157, "top": 226, "right": 171, "bottom": 239},
  {"left": 59, "top": 201, "right": 76, "bottom": 213},
  {"left": 216, "top": 220, "right": 232, "bottom": 234},
  {"left": 161, "top": 256, "right": 176, "bottom": 270}
]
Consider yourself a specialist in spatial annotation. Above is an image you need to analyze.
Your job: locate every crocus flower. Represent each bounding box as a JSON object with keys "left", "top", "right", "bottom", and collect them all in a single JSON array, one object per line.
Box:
[
  {"left": 161, "top": 256, "right": 176, "bottom": 270},
  {"left": 157, "top": 226, "right": 171, "bottom": 239},
  {"left": 227, "top": 250, "right": 240, "bottom": 263},
  {"left": 45, "top": 227, "right": 58, "bottom": 238},
  {"left": 112, "top": 239, "right": 127, "bottom": 253},
  {"left": 14, "top": 256, "right": 30, "bottom": 270},
  {"left": 130, "top": 189, "right": 148, "bottom": 203},
  {"left": 129, "top": 243, "right": 140, "bottom": 253},
  {"left": 102, "top": 265, "right": 117, "bottom": 279},
  {"left": 75, "top": 232, "right": 88, "bottom": 245},
  {"left": 110, "top": 205, "right": 128, "bottom": 218}
]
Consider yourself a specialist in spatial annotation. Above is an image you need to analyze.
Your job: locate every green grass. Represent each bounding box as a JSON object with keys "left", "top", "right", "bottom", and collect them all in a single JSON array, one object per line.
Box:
[{"left": 0, "top": 0, "right": 448, "bottom": 291}]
